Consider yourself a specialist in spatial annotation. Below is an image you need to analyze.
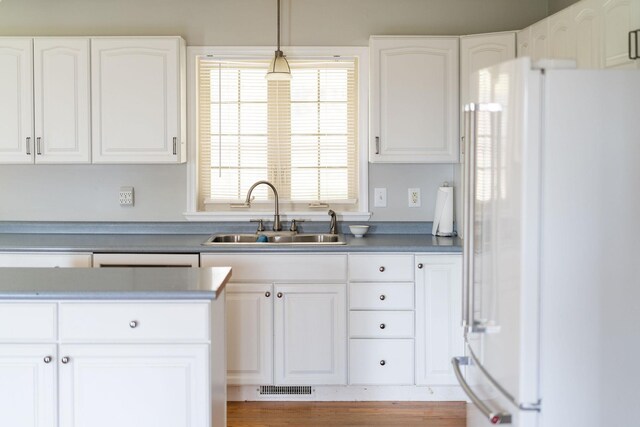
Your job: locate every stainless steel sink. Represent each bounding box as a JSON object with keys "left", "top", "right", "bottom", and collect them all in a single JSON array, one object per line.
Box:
[{"left": 202, "top": 233, "right": 346, "bottom": 245}]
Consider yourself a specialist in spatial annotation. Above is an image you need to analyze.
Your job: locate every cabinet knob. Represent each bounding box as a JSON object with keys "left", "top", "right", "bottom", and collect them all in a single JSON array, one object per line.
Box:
[
  {"left": 61, "top": 356, "right": 70, "bottom": 364},
  {"left": 417, "top": 263, "right": 423, "bottom": 269},
  {"left": 379, "top": 323, "right": 386, "bottom": 329},
  {"left": 43, "top": 356, "right": 53, "bottom": 364},
  {"left": 277, "top": 292, "right": 283, "bottom": 298},
  {"left": 379, "top": 266, "right": 385, "bottom": 272},
  {"left": 265, "top": 291, "right": 271, "bottom": 298},
  {"left": 379, "top": 360, "right": 386, "bottom": 366},
  {"left": 379, "top": 294, "right": 386, "bottom": 301},
  {"left": 129, "top": 320, "right": 138, "bottom": 328}
]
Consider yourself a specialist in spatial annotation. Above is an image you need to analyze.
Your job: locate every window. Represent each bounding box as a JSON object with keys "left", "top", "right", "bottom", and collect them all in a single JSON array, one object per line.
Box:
[{"left": 189, "top": 48, "right": 368, "bottom": 219}]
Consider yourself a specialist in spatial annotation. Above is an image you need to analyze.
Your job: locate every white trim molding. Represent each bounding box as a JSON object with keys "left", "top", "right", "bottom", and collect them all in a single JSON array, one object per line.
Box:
[{"left": 185, "top": 45, "right": 370, "bottom": 222}]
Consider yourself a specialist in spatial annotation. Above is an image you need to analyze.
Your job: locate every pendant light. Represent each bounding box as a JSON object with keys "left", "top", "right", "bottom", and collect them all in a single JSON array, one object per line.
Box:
[{"left": 266, "top": 0, "right": 291, "bottom": 80}]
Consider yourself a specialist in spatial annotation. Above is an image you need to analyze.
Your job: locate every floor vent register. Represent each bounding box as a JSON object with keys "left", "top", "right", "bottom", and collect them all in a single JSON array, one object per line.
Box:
[{"left": 259, "top": 385, "right": 313, "bottom": 396}]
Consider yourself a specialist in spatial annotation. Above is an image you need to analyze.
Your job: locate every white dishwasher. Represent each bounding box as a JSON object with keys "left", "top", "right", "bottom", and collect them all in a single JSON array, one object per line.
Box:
[{"left": 92, "top": 253, "right": 200, "bottom": 267}]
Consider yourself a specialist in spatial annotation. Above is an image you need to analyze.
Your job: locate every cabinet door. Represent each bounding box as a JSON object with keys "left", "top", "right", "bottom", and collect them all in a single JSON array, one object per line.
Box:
[
  {"left": 602, "top": 0, "right": 640, "bottom": 69},
  {"left": 531, "top": 20, "right": 550, "bottom": 62},
  {"left": 460, "top": 33, "right": 516, "bottom": 106},
  {"left": 274, "top": 283, "right": 347, "bottom": 385},
  {"left": 226, "top": 283, "right": 274, "bottom": 385},
  {"left": 0, "top": 344, "right": 56, "bottom": 427},
  {"left": 415, "top": 254, "right": 463, "bottom": 385},
  {"left": 517, "top": 27, "right": 532, "bottom": 58},
  {"left": 572, "top": 0, "right": 603, "bottom": 68},
  {"left": 548, "top": 7, "right": 577, "bottom": 60},
  {"left": 91, "top": 37, "right": 185, "bottom": 163},
  {"left": 0, "top": 38, "right": 33, "bottom": 164},
  {"left": 33, "top": 38, "right": 91, "bottom": 164},
  {"left": 370, "top": 36, "right": 459, "bottom": 163},
  {"left": 58, "top": 344, "right": 209, "bottom": 427},
  {"left": 0, "top": 252, "right": 92, "bottom": 267}
]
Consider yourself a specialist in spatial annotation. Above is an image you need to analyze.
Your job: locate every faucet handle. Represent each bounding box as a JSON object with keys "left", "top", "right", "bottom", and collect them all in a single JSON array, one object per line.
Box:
[
  {"left": 289, "top": 219, "right": 305, "bottom": 232},
  {"left": 250, "top": 219, "right": 265, "bottom": 232}
]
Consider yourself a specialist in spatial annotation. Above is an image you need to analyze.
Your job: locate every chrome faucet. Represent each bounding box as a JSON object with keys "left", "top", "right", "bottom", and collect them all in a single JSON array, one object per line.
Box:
[
  {"left": 328, "top": 209, "right": 337, "bottom": 235},
  {"left": 245, "top": 180, "right": 282, "bottom": 231}
]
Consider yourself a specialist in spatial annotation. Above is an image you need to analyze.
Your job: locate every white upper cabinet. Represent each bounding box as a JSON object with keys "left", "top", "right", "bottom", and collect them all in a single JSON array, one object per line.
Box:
[
  {"left": 0, "top": 38, "right": 91, "bottom": 164},
  {"left": 34, "top": 38, "right": 91, "bottom": 163},
  {"left": 460, "top": 32, "right": 516, "bottom": 107},
  {"left": 530, "top": 20, "right": 550, "bottom": 62},
  {"left": 572, "top": 0, "right": 603, "bottom": 68},
  {"left": 91, "top": 37, "right": 186, "bottom": 163},
  {"left": 517, "top": 27, "right": 532, "bottom": 58},
  {"left": 370, "top": 36, "right": 459, "bottom": 163},
  {"left": 0, "top": 38, "right": 33, "bottom": 164},
  {"left": 601, "top": 0, "right": 640, "bottom": 68},
  {"left": 548, "top": 7, "right": 577, "bottom": 60}
]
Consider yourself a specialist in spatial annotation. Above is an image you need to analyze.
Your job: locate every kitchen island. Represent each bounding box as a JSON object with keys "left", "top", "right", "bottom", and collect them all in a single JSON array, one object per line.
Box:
[{"left": 0, "top": 267, "right": 231, "bottom": 427}]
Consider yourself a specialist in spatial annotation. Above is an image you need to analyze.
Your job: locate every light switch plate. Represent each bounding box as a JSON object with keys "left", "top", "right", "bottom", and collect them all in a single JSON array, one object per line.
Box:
[{"left": 374, "top": 188, "right": 387, "bottom": 208}]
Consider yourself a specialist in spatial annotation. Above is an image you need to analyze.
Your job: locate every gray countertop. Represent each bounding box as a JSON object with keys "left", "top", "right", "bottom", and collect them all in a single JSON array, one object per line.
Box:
[
  {"left": 0, "top": 233, "right": 461, "bottom": 253},
  {"left": 0, "top": 267, "right": 231, "bottom": 300}
]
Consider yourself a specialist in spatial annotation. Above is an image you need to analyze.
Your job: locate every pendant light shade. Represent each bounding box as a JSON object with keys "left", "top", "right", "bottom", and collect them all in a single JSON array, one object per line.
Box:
[{"left": 266, "top": 0, "right": 291, "bottom": 81}]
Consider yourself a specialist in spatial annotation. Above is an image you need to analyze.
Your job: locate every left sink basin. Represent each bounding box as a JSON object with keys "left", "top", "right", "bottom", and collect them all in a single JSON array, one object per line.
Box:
[{"left": 202, "top": 233, "right": 347, "bottom": 245}]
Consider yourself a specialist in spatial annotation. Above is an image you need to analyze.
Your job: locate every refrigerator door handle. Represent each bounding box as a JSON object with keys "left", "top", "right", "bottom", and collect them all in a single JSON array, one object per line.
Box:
[
  {"left": 463, "top": 103, "right": 478, "bottom": 331},
  {"left": 451, "top": 356, "right": 513, "bottom": 424},
  {"left": 465, "top": 341, "right": 542, "bottom": 413},
  {"left": 461, "top": 106, "right": 471, "bottom": 328}
]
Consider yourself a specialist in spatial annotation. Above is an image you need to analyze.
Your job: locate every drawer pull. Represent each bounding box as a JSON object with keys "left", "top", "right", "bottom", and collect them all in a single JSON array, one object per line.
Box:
[
  {"left": 417, "top": 263, "right": 423, "bottom": 269},
  {"left": 277, "top": 292, "right": 283, "bottom": 298},
  {"left": 61, "top": 356, "right": 70, "bottom": 364},
  {"left": 379, "top": 323, "right": 386, "bottom": 329},
  {"left": 129, "top": 320, "right": 138, "bottom": 328},
  {"left": 43, "top": 356, "right": 52, "bottom": 364},
  {"left": 265, "top": 291, "right": 271, "bottom": 298},
  {"left": 379, "top": 294, "right": 386, "bottom": 301},
  {"left": 379, "top": 360, "right": 386, "bottom": 366},
  {"left": 379, "top": 266, "right": 385, "bottom": 272}
]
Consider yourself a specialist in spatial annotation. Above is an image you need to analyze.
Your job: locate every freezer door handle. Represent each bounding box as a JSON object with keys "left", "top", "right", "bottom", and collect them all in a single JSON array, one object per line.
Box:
[{"left": 451, "top": 356, "right": 513, "bottom": 425}]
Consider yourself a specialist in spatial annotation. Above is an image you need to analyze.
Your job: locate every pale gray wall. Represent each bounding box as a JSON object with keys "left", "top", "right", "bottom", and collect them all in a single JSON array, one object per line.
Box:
[{"left": 0, "top": 0, "right": 548, "bottom": 222}]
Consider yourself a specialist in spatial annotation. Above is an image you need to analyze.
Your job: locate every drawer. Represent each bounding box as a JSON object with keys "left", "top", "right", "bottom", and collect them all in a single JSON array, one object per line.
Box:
[
  {"left": 349, "top": 339, "right": 414, "bottom": 385},
  {"left": 349, "top": 283, "right": 414, "bottom": 310},
  {"left": 349, "top": 254, "right": 414, "bottom": 282},
  {"left": 59, "top": 302, "right": 209, "bottom": 342},
  {"left": 0, "top": 303, "right": 57, "bottom": 342},
  {"left": 349, "top": 311, "right": 414, "bottom": 338},
  {"left": 201, "top": 253, "right": 347, "bottom": 282}
]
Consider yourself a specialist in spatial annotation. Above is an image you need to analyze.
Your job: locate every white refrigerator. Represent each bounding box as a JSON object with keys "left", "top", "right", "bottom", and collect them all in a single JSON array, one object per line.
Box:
[{"left": 454, "top": 57, "right": 640, "bottom": 427}]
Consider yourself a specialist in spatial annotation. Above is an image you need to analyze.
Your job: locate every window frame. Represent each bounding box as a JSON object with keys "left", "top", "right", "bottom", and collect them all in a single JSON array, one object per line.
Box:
[{"left": 185, "top": 46, "right": 370, "bottom": 221}]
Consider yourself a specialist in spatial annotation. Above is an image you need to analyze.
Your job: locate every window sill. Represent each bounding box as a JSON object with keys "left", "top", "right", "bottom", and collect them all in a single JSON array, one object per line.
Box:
[{"left": 183, "top": 211, "right": 372, "bottom": 222}]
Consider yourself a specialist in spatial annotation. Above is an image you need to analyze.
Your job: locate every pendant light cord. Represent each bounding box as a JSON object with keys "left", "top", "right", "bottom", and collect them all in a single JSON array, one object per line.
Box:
[{"left": 277, "top": 0, "right": 281, "bottom": 52}]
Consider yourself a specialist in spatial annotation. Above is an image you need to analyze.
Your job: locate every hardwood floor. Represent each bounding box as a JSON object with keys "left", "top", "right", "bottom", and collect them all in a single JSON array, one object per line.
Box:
[{"left": 228, "top": 401, "right": 466, "bottom": 427}]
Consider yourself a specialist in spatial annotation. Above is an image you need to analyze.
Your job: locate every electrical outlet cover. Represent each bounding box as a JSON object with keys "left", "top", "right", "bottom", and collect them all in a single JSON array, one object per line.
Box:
[
  {"left": 119, "top": 186, "right": 134, "bottom": 206},
  {"left": 408, "top": 188, "right": 421, "bottom": 208}
]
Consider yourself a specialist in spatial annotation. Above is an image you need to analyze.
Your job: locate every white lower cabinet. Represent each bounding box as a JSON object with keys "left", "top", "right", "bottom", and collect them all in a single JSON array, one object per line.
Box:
[
  {"left": 347, "top": 253, "right": 416, "bottom": 385},
  {"left": 226, "top": 283, "right": 274, "bottom": 385},
  {"left": 58, "top": 344, "right": 209, "bottom": 427},
  {"left": 0, "top": 344, "right": 57, "bottom": 427},
  {"left": 201, "top": 253, "right": 348, "bottom": 386},
  {"left": 0, "top": 301, "right": 215, "bottom": 427},
  {"left": 415, "top": 254, "right": 464, "bottom": 386},
  {"left": 274, "top": 284, "right": 347, "bottom": 385},
  {"left": 349, "top": 339, "right": 414, "bottom": 385}
]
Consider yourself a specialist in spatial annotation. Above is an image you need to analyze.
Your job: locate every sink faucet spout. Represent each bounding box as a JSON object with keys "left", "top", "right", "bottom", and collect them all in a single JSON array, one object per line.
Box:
[
  {"left": 328, "top": 209, "right": 337, "bottom": 235},
  {"left": 245, "top": 180, "right": 282, "bottom": 231}
]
